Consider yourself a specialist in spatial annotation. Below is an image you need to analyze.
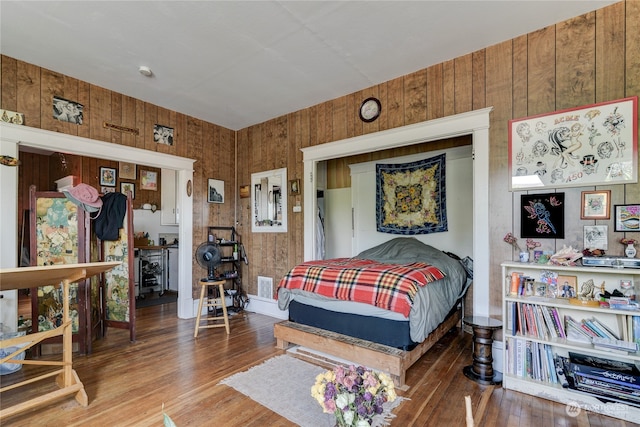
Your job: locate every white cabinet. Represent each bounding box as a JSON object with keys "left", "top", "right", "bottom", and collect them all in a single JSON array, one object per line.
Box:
[
  {"left": 501, "top": 261, "right": 640, "bottom": 422},
  {"left": 161, "top": 169, "right": 178, "bottom": 225}
]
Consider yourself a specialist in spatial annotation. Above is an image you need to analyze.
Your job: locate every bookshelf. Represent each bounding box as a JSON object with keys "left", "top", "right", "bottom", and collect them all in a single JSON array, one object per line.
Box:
[{"left": 501, "top": 261, "right": 640, "bottom": 422}]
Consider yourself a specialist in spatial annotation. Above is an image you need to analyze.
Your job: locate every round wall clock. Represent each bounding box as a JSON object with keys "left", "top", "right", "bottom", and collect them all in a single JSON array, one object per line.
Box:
[{"left": 359, "top": 97, "right": 381, "bottom": 122}]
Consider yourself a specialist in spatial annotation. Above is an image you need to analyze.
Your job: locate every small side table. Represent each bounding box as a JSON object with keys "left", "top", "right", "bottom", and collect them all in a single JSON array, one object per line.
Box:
[{"left": 462, "top": 316, "right": 502, "bottom": 385}]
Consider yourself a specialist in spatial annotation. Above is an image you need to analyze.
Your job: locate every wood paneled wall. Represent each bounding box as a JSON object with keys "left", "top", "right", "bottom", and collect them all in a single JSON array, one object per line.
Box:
[
  {"left": 237, "top": 1, "right": 640, "bottom": 314},
  {"left": 1, "top": 56, "right": 236, "bottom": 299},
  {"left": 2, "top": 2, "right": 638, "bottom": 313}
]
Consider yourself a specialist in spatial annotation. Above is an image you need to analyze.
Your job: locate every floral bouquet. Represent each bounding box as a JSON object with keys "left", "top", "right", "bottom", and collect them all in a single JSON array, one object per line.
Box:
[
  {"left": 311, "top": 365, "right": 397, "bottom": 427},
  {"left": 620, "top": 237, "right": 637, "bottom": 246},
  {"left": 503, "top": 232, "right": 521, "bottom": 252}
]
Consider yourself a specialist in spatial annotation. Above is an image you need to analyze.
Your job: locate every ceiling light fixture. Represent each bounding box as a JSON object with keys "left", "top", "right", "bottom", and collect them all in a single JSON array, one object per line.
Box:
[{"left": 138, "top": 66, "right": 153, "bottom": 77}]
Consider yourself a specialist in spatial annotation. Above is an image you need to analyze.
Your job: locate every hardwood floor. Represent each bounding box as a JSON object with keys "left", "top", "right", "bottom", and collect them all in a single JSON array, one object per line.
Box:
[{"left": 2, "top": 303, "right": 638, "bottom": 427}]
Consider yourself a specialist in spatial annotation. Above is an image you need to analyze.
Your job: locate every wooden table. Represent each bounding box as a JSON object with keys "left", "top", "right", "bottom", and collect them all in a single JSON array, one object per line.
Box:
[
  {"left": 0, "top": 261, "right": 120, "bottom": 420},
  {"left": 462, "top": 316, "right": 503, "bottom": 385}
]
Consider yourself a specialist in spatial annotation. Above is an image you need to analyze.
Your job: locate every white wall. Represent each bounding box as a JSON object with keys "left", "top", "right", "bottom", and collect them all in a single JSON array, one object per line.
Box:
[
  {"left": 344, "top": 146, "right": 473, "bottom": 257},
  {"left": 324, "top": 188, "right": 352, "bottom": 258},
  {"left": 132, "top": 209, "right": 179, "bottom": 243}
]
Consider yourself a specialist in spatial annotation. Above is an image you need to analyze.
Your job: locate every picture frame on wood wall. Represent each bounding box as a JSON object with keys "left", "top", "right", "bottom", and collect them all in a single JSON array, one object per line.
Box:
[
  {"left": 508, "top": 96, "right": 638, "bottom": 191},
  {"left": 140, "top": 170, "right": 158, "bottom": 191},
  {"left": 580, "top": 190, "right": 610, "bottom": 220},
  {"left": 208, "top": 179, "right": 224, "bottom": 203},
  {"left": 119, "top": 162, "right": 136, "bottom": 180},
  {"left": 121, "top": 182, "right": 135, "bottom": 199},
  {"left": 99, "top": 167, "right": 116, "bottom": 187}
]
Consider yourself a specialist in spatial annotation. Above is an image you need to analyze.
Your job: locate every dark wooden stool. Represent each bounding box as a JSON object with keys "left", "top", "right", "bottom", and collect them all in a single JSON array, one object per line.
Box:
[{"left": 462, "top": 316, "right": 502, "bottom": 385}]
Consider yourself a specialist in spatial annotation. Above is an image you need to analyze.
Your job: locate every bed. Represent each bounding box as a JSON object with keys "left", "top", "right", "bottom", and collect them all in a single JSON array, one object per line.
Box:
[{"left": 274, "top": 237, "right": 472, "bottom": 386}]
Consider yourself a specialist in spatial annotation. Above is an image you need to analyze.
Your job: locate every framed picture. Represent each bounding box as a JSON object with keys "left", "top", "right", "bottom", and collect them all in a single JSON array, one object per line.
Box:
[
  {"left": 614, "top": 204, "right": 640, "bottom": 232},
  {"left": 101, "top": 186, "right": 115, "bottom": 194},
  {"left": 208, "top": 179, "right": 224, "bottom": 203},
  {"left": 52, "top": 96, "right": 83, "bottom": 125},
  {"left": 520, "top": 193, "right": 565, "bottom": 239},
  {"left": 581, "top": 190, "right": 610, "bottom": 220},
  {"left": 140, "top": 170, "right": 158, "bottom": 191},
  {"left": 153, "top": 124, "right": 174, "bottom": 146},
  {"left": 557, "top": 275, "right": 577, "bottom": 298},
  {"left": 119, "top": 162, "right": 136, "bottom": 180},
  {"left": 121, "top": 182, "right": 135, "bottom": 199},
  {"left": 509, "top": 96, "right": 638, "bottom": 190},
  {"left": 289, "top": 179, "right": 300, "bottom": 195},
  {"left": 239, "top": 185, "right": 250, "bottom": 199},
  {"left": 584, "top": 225, "right": 608, "bottom": 250},
  {"left": 99, "top": 167, "right": 116, "bottom": 187}
]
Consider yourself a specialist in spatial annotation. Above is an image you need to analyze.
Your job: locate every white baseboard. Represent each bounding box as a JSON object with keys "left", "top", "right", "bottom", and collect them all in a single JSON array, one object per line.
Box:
[{"left": 246, "top": 294, "right": 288, "bottom": 319}]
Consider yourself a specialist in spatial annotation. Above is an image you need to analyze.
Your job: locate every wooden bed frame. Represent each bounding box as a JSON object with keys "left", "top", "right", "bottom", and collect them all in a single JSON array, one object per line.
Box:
[{"left": 274, "top": 307, "right": 461, "bottom": 388}]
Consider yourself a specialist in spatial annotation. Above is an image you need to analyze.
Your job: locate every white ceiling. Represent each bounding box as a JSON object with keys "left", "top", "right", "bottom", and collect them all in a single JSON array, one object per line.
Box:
[{"left": 1, "top": 1, "right": 617, "bottom": 131}]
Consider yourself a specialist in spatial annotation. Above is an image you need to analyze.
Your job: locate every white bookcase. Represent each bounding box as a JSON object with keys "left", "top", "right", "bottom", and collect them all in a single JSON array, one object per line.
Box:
[{"left": 501, "top": 261, "right": 640, "bottom": 422}]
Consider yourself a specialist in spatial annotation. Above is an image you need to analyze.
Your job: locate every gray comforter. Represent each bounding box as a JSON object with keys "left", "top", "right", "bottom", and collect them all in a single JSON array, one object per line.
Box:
[{"left": 277, "top": 237, "right": 468, "bottom": 343}]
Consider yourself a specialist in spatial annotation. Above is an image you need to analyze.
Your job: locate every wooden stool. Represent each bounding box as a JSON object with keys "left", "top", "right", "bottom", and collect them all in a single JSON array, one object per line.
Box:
[{"left": 194, "top": 280, "right": 230, "bottom": 337}]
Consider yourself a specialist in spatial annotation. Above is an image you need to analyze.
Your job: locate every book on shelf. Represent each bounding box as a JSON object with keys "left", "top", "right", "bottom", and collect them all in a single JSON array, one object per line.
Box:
[
  {"left": 558, "top": 354, "right": 640, "bottom": 408},
  {"left": 633, "top": 316, "right": 640, "bottom": 347}
]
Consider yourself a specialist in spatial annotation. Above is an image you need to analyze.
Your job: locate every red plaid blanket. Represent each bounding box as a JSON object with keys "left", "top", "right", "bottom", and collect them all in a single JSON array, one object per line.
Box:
[{"left": 277, "top": 258, "right": 445, "bottom": 316}]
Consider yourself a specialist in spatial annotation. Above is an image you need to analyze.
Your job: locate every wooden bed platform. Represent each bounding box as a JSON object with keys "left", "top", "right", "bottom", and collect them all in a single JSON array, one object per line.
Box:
[{"left": 274, "top": 308, "right": 461, "bottom": 388}]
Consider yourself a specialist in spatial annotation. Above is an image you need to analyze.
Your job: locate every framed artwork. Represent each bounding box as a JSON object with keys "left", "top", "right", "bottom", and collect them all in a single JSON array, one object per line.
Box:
[
  {"left": 153, "top": 124, "right": 174, "bottom": 146},
  {"left": 119, "top": 162, "right": 136, "bottom": 180},
  {"left": 52, "top": 96, "right": 83, "bottom": 125},
  {"left": 289, "top": 179, "right": 300, "bottom": 195},
  {"left": 509, "top": 96, "right": 638, "bottom": 190},
  {"left": 121, "top": 182, "right": 135, "bottom": 199},
  {"left": 99, "top": 167, "right": 116, "bottom": 187},
  {"left": 557, "top": 275, "right": 577, "bottom": 298},
  {"left": 580, "top": 190, "right": 610, "bottom": 220},
  {"left": 101, "top": 186, "right": 115, "bottom": 194},
  {"left": 239, "top": 185, "right": 250, "bottom": 199},
  {"left": 614, "top": 204, "right": 640, "bottom": 232},
  {"left": 520, "top": 193, "right": 565, "bottom": 239},
  {"left": 584, "top": 225, "right": 608, "bottom": 250},
  {"left": 140, "top": 170, "right": 158, "bottom": 191},
  {"left": 208, "top": 179, "right": 224, "bottom": 203}
]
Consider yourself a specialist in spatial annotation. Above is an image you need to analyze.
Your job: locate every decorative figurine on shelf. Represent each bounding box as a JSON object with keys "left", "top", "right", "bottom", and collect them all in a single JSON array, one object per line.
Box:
[
  {"left": 620, "top": 238, "right": 637, "bottom": 258},
  {"left": 620, "top": 279, "right": 635, "bottom": 301},
  {"left": 549, "top": 245, "right": 583, "bottom": 266},
  {"left": 578, "top": 279, "right": 595, "bottom": 299},
  {"left": 593, "top": 282, "right": 606, "bottom": 301}
]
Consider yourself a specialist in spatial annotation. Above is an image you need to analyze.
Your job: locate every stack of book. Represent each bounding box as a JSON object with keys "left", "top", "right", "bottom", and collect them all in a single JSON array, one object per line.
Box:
[
  {"left": 505, "top": 337, "right": 559, "bottom": 384},
  {"left": 565, "top": 315, "right": 617, "bottom": 342},
  {"left": 559, "top": 352, "right": 640, "bottom": 407},
  {"left": 510, "top": 302, "right": 565, "bottom": 339}
]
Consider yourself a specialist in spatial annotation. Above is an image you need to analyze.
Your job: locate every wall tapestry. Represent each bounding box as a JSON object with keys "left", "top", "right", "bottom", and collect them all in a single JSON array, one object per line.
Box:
[
  {"left": 509, "top": 96, "right": 638, "bottom": 190},
  {"left": 376, "top": 153, "right": 447, "bottom": 235},
  {"left": 520, "top": 193, "right": 565, "bottom": 239}
]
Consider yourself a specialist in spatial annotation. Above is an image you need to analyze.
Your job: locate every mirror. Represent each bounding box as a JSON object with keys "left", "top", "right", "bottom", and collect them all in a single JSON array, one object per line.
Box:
[{"left": 251, "top": 167, "right": 287, "bottom": 233}]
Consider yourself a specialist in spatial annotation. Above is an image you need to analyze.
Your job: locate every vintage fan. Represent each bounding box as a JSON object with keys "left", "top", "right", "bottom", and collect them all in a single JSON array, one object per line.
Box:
[{"left": 195, "top": 241, "right": 222, "bottom": 281}]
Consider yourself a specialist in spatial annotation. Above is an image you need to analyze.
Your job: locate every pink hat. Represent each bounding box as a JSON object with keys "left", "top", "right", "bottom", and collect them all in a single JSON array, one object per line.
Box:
[{"left": 62, "top": 183, "right": 103, "bottom": 213}]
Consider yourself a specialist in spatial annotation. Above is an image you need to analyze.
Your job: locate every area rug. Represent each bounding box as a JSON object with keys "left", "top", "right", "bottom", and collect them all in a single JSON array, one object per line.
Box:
[{"left": 218, "top": 354, "right": 405, "bottom": 426}]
